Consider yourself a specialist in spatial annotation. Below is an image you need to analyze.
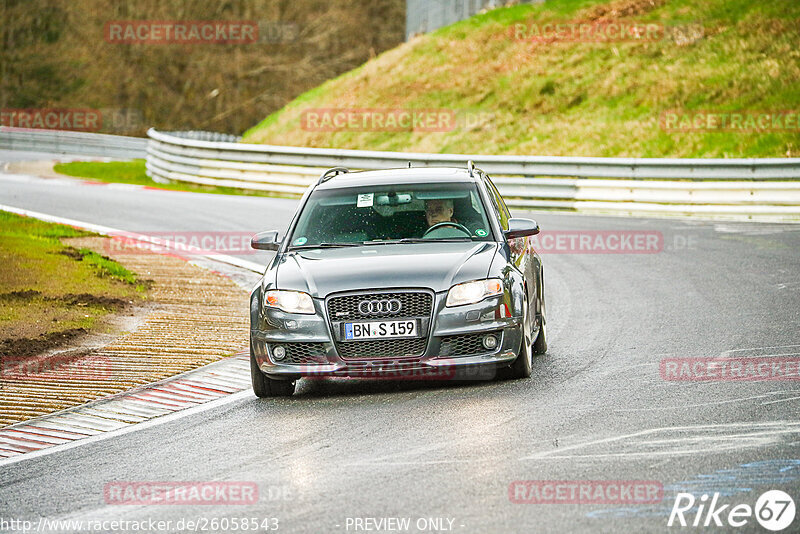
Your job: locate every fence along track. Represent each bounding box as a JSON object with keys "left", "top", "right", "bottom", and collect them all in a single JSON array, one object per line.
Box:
[
  {"left": 144, "top": 129, "right": 800, "bottom": 222},
  {"left": 1, "top": 127, "right": 798, "bottom": 221}
]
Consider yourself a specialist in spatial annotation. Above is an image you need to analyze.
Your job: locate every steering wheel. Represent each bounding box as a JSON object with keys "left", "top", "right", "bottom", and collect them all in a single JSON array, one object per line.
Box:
[{"left": 423, "top": 221, "right": 471, "bottom": 238}]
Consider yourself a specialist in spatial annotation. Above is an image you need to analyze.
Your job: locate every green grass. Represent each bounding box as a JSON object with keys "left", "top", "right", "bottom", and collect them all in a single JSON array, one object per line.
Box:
[
  {"left": 78, "top": 247, "right": 143, "bottom": 288},
  {"left": 0, "top": 210, "right": 146, "bottom": 348},
  {"left": 242, "top": 0, "right": 800, "bottom": 158},
  {"left": 53, "top": 160, "right": 291, "bottom": 198},
  {"left": 55, "top": 160, "right": 150, "bottom": 184}
]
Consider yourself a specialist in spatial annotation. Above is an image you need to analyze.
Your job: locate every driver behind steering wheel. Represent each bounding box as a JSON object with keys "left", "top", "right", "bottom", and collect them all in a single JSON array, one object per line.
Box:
[
  {"left": 425, "top": 199, "right": 455, "bottom": 228},
  {"left": 422, "top": 199, "right": 472, "bottom": 238}
]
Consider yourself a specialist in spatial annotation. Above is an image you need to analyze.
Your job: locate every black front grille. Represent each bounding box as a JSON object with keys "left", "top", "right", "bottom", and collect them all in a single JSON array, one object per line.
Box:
[
  {"left": 327, "top": 291, "right": 433, "bottom": 321},
  {"left": 270, "top": 342, "right": 328, "bottom": 365},
  {"left": 336, "top": 338, "right": 427, "bottom": 360},
  {"left": 439, "top": 331, "right": 502, "bottom": 357},
  {"left": 328, "top": 290, "right": 433, "bottom": 360}
]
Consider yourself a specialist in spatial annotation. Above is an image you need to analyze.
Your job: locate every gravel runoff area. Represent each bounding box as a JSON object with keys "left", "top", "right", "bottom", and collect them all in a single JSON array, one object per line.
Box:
[{"left": 0, "top": 236, "right": 249, "bottom": 427}]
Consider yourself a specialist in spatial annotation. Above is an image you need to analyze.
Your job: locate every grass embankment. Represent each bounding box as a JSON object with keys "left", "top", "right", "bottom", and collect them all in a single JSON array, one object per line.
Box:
[
  {"left": 243, "top": 0, "right": 800, "bottom": 158},
  {"left": 53, "top": 160, "right": 286, "bottom": 197},
  {"left": 0, "top": 211, "right": 147, "bottom": 358}
]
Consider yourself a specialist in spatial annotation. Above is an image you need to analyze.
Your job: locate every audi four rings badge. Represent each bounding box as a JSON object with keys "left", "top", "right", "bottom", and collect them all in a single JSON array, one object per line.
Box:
[{"left": 358, "top": 299, "right": 402, "bottom": 315}]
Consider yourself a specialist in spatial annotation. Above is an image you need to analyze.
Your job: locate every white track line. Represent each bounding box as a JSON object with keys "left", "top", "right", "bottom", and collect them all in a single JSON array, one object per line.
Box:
[
  {"left": 0, "top": 204, "right": 263, "bottom": 465},
  {"left": 0, "top": 203, "right": 264, "bottom": 274},
  {"left": 0, "top": 356, "right": 253, "bottom": 466},
  {"left": 0, "top": 390, "right": 251, "bottom": 467}
]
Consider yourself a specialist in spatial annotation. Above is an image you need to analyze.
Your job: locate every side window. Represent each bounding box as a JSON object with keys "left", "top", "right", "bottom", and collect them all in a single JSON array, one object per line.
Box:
[{"left": 484, "top": 177, "right": 510, "bottom": 230}]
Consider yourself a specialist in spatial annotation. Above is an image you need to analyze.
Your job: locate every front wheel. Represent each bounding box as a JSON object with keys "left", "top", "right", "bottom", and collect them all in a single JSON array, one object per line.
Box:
[
  {"left": 532, "top": 322, "right": 547, "bottom": 355},
  {"left": 504, "top": 296, "right": 533, "bottom": 379},
  {"left": 250, "top": 350, "right": 296, "bottom": 397},
  {"left": 533, "top": 295, "right": 547, "bottom": 355},
  {"left": 506, "top": 335, "right": 532, "bottom": 379}
]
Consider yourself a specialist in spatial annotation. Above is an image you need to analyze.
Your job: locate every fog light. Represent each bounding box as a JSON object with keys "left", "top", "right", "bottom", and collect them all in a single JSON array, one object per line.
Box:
[
  {"left": 482, "top": 334, "right": 498, "bottom": 350},
  {"left": 272, "top": 346, "right": 286, "bottom": 361}
]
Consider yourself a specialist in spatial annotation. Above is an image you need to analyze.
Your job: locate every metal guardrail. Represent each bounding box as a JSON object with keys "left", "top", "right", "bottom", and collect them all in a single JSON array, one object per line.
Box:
[
  {"left": 0, "top": 127, "right": 147, "bottom": 160},
  {"left": 165, "top": 131, "right": 242, "bottom": 143},
  {"left": 1, "top": 127, "right": 796, "bottom": 220},
  {"left": 146, "top": 128, "right": 800, "bottom": 221}
]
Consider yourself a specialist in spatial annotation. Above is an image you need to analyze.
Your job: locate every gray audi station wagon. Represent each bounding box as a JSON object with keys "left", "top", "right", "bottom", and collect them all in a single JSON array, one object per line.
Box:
[{"left": 249, "top": 164, "right": 546, "bottom": 396}]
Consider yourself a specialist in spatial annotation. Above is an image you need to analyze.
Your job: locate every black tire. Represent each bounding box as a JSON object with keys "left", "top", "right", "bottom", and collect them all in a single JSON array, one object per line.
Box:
[
  {"left": 505, "top": 296, "right": 533, "bottom": 379},
  {"left": 507, "top": 334, "right": 532, "bottom": 379},
  {"left": 533, "top": 295, "right": 547, "bottom": 355},
  {"left": 532, "top": 322, "right": 547, "bottom": 355},
  {"left": 250, "top": 350, "right": 296, "bottom": 397}
]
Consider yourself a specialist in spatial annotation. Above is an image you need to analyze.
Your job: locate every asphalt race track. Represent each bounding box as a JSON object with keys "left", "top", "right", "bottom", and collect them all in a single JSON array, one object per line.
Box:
[{"left": 1, "top": 156, "right": 799, "bottom": 533}]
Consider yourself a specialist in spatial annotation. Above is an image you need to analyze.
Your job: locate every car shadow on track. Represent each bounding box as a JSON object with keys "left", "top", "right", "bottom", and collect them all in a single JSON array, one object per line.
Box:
[
  {"left": 247, "top": 353, "right": 554, "bottom": 401},
  {"left": 290, "top": 374, "right": 511, "bottom": 399}
]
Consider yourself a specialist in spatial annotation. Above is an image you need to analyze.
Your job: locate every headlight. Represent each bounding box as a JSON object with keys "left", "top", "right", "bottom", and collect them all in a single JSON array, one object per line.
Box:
[
  {"left": 264, "top": 290, "right": 315, "bottom": 314},
  {"left": 446, "top": 278, "right": 503, "bottom": 307}
]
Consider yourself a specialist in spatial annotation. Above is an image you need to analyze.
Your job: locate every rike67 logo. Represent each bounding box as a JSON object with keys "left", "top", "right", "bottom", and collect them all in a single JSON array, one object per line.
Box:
[{"left": 668, "top": 490, "right": 795, "bottom": 531}]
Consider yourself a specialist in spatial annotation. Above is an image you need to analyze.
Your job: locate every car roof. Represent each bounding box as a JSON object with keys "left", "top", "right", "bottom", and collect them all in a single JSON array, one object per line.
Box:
[{"left": 314, "top": 167, "right": 482, "bottom": 190}]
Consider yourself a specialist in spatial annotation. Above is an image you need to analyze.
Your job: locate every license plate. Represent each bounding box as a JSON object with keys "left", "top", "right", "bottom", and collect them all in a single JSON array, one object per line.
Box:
[{"left": 344, "top": 320, "right": 418, "bottom": 340}]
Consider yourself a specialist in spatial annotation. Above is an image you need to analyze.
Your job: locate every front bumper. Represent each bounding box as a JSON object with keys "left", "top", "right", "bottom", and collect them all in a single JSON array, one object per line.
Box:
[{"left": 251, "top": 291, "right": 523, "bottom": 381}]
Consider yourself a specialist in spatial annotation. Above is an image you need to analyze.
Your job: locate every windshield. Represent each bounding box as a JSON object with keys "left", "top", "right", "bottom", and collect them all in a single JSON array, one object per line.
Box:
[{"left": 288, "top": 182, "right": 493, "bottom": 248}]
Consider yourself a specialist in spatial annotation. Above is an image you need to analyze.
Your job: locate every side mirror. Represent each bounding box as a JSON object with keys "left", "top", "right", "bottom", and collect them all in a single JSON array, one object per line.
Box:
[
  {"left": 251, "top": 230, "right": 281, "bottom": 251},
  {"left": 504, "top": 218, "right": 540, "bottom": 240}
]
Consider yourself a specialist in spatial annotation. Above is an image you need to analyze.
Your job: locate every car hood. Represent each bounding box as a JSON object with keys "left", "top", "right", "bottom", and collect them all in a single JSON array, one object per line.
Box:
[{"left": 276, "top": 242, "right": 499, "bottom": 297}]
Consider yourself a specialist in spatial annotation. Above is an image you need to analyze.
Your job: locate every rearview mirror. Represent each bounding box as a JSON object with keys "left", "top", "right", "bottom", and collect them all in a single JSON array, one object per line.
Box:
[
  {"left": 251, "top": 230, "right": 281, "bottom": 251},
  {"left": 504, "top": 218, "right": 540, "bottom": 240},
  {"left": 376, "top": 193, "right": 412, "bottom": 206}
]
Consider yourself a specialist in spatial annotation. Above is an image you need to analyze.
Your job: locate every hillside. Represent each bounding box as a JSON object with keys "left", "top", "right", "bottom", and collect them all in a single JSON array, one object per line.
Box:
[{"left": 243, "top": 0, "right": 800, "bottom": 158}]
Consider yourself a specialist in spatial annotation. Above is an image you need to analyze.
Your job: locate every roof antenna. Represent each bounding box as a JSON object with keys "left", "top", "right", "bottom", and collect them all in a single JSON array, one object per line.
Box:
[
  {"left": 408, "top": 161, "right": 412, "bottom": 168},
  {"left": 467, "top": 160, "right": 475, "bottom": 177}
]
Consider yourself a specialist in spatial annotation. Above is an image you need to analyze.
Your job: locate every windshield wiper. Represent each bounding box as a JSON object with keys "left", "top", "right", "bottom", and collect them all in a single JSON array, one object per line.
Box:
[
  {"left": 363, "top": 237, "right": 475, "bottom": 245},
  {"left": 361, "top": 239, "right": 403, "bottom": 245},
  {"left": 402, "top": 237, "right": 475, "bottom": 243},
  {"left": 290, "top": 242, "right": 361, "bottom": 250}
]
